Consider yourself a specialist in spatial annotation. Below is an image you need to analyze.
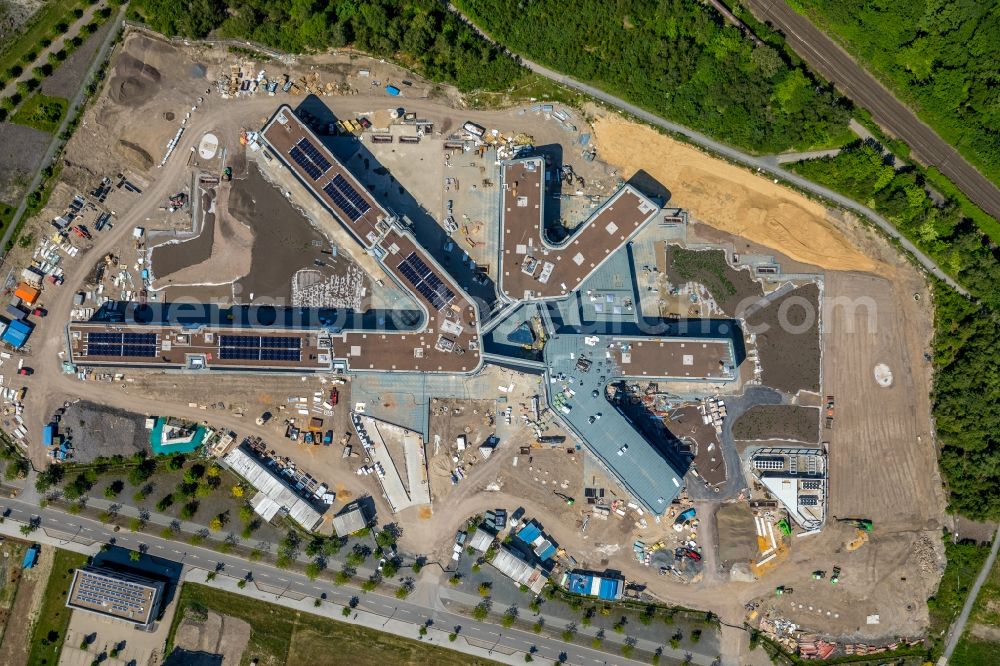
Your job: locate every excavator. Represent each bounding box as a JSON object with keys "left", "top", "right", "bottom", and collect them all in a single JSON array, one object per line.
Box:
[{"left": 836, "top": 518, "right": 873, "bottom": 551}]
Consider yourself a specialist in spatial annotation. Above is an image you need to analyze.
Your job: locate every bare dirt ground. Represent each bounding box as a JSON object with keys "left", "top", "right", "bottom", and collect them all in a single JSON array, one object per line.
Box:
[
  {"left": 823, "top": 271, "right": 942, "bottom": 529},
  {"left": 173, "top": 609, "right": 250, "bottom": 666},
  {"left": 152, "top": 182, "right": 253, "bottom": 290},
  {"left": 745, "top": 283, "right": 822, "bottom": 393},
  {"left": 592, "top": 113, "right": 880, "bottom": 273},
  {"left": 732, "top": 405, "right": 820, "bottom": 442},
  {"left": 59, "top": 400, "right": 151, "bottom": 462}
]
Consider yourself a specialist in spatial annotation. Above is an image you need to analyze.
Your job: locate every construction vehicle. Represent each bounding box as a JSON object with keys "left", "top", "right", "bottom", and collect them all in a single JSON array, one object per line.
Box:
[
  {"left": 554, "top": 491, "right": 574, "bottom": 506},
  {"left": 775, "top": 585, "right": 793, "bottom": 595},
  {"left": 777, "top": 518, "right": 792, "bottom": 536},
  {"left": 17, "top": 367, "right": 33, "bottom": 376},
  {"left": 72, "top": 226, "right": 92, "bottom": 240},
  {"left": 837, "top": 518, "right": 873, "bottom": 532},
  {"left": 223, "top": 166, "right": 233, "bottom": 182},
  {"left": 825, "top": 395, "right": 834, "bottom": 429},
  {"left": 812, "top": 570, "right": 825, "bottom": 580},
  {"left": 830, "top": 566, "right": 841, "bottom": 584}
]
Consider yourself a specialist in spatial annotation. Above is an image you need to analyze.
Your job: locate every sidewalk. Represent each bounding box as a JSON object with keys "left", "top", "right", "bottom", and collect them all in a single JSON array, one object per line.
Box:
[{"left": 183, "top": 568, "right": 528, "bottom": 665}]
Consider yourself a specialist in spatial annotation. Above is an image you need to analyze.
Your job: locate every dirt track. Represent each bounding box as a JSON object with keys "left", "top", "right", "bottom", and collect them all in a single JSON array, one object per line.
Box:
[{"left": 592, "top": 115, "right": 880, "bottom": 273}]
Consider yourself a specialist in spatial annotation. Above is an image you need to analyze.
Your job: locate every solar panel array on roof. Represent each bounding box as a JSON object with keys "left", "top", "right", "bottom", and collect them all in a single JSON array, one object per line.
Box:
[
  {"left": 296, "top": 137, "right": 332, "bottom": 172},
  {"left": 289, "top": 146, "right": 322, "bottom": 180},
  {"left": 86, "top": 331, "right": 157, "bottom": 357},
  {"left": 397, "top": 252, "right": 455, "bottom": 310},
  {"left": 322, "top": 173, "right": 372, "bottom": 223},
  {"left": 219, "top": 335, "right": 302, "bottom": 363}
]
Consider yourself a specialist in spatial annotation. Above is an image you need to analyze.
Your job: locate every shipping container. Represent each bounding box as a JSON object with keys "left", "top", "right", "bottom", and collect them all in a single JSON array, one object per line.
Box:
[{"left": 385, "top": 85, "right": 401, "bottom": 96}]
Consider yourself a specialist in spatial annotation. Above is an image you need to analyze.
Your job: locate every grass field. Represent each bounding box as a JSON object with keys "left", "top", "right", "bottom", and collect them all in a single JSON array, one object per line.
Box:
[
  {"left": 927, "top": 536, "right": 992, "bottom": 659},
  {"left": 10, "top": 94, "right": 68, "bottom": 133},
  {"left": 950, "top": 543, "right": 1000, "bottom": 665},
  {"left": 0, "top": 0, "right": 81, "bottom": 78},
  {"left": 167, "top": 583, "right": 502, "bottom": 666},
  {"left": 26, "top": 548, "right": 88, "bottom": 666}
]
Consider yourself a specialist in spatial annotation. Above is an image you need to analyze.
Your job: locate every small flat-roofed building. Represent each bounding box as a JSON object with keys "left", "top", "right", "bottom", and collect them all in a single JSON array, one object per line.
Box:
[
  {"left": 223, "top": 444, "right": 324, "bottom": 531},
  {"left": 750, "top": 447, "right": 827, "bottom": 530},
  {"left": 331, "top": 502, "right": 369, "bottom": 536},
  {"left": 468, "top": 528, "right": 496, "bottom": 553},
  {"left": 561, "top": 570, "right": 624, "bottom": 601},
  {"left": 489, "top": 546, "right": 547, "bottom": 594},
  {"left": 66, "top": 566, "right": 165, "bottom": 628}
]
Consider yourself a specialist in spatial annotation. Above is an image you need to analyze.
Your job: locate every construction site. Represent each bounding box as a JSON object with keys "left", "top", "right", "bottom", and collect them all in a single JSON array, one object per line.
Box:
[{"left": 0, "top": 28, "right": 949, "bottom": 665}]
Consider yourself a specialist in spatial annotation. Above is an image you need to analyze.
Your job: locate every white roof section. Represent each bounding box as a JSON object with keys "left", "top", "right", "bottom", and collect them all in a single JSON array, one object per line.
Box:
[
  {"left": 251, "top": 492, "right": 281, "bottom": 521},
  {"left": 331, "top": 504, "right": 368, "bottom": 536},
  {"left": 224, "top": 446, "right": 324, "bottom": 531},
  {"left": 469, "top": 529, "right": 495, "bottom": 552},
  {"left": 490, "top": 546, "right": 546, "bottom": 594}
]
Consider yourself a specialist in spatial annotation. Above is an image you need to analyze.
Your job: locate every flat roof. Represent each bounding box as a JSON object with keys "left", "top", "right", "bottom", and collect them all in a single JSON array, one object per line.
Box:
[
  {"left": 260, "top": 107, "right": 482, "bottom": 374},
  {"left": 490, "top": 546, "right": 546, "bottom": 594},
  {"left": 499, "top": 157, "right": 660, "bottom": 300},
  {"left": 66, "top": 566, "right": 164, "bottom": 626},
  {"left": 543, "top": 333, "right": 737, "bottom": 514},
  {"left": 331, "top": 504, "right": 368, "bottom": 536},
  {"left": 67, "top": 324, "right": 332, "bottom": 371},
  {"left": 224, "top": 444, "right": 325, "bottom": 530}
]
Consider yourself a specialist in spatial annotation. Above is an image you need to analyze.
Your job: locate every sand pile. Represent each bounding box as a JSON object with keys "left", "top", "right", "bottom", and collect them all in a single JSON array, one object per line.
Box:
[
  {"left": 108, "top": 52, "right": 162, "bottom": 107},
  {"left": 593, "top": 115, "right": 880, "bottom": 273}
]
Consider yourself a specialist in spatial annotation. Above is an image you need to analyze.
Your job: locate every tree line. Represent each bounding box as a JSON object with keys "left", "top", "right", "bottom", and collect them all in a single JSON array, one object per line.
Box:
[
  {"left": 127, "top": 0, "right": 523, "bottom": 92},
  {"left": 791, "top": 142, "right": 1000, "bottom": 518},
  {"left": 456, "top": 0, "right": 852, "bottom": 154},
  {"left": 791, "top": 0, "right": 1000, "bottom": 190}
]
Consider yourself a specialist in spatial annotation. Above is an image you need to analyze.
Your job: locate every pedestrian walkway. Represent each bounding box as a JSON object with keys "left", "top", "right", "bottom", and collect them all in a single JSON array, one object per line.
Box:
[{"left": 0, "top": 1, "right": 109, "bottom": 104}]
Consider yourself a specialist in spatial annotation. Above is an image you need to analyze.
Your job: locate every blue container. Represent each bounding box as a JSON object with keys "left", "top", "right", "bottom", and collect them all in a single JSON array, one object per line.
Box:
[{"left": 385, "top": 85, "right": 400, "bottom": 96}]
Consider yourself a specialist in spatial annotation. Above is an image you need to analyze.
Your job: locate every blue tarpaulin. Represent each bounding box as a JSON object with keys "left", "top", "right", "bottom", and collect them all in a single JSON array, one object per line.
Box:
[
  {"left": 22, "top": 545, "right": 39, "bottom": 569},
  {"left": 1, "top": 319, "right": 33, "bottom": 349},
  {"left": 517, "top": 523, "right": 541, "bottom": 544}
]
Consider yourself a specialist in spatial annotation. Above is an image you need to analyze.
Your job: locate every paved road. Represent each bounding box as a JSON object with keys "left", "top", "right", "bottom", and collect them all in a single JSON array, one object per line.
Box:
[
  {"left": 447, "top": 5, "right": 967, "bottom": 296},
  {"left": 942, "top": 526, "right": 1000, "bottom": 662},
  {"left": 0, "top": 5, "right": 124, "bottom": 258},
  {"left": 744, "top": 0, "right": 1000, "bottom": 221},
  {"left": 0, "top": 496, "right": 710, "bottom": 666}
]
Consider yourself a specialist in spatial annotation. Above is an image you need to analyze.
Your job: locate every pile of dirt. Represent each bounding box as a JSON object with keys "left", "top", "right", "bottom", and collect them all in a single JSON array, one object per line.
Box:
[
  {"left": 108, "top": 53, "right": 162, "bottom": 107},
  {"left": 117, "top": 139, "right": 154, "bottom": 170},
  {"left": 716, "top": 503, "right": 757, "bottom": 566},
  {"left": 592, "top": 114, "right": 880, "bottom": 273}
]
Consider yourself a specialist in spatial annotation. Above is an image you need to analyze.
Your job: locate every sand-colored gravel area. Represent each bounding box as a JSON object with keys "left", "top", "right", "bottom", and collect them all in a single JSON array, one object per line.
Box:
[
  {"left": 592, "top": 115, "right": 880, "bottom": 273},
  {"left": 153, "top": 184, "right": 253, "bottom": 289}
]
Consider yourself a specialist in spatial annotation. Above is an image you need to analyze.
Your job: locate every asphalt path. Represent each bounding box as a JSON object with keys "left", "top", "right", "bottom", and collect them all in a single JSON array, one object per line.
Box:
[
  {"left": 448, "top": 5, "right": 967, "bottom": 295},
  {"left": 0, "top": 494, "right": 713, "bottom": 666},
  {"left": 942, "top": 526, "right": 1000, "bottom": 661},
  {"left": 0, "top": 5, "right": 125, "bottom": 258},
  {"left": 744, "top": 0, "right": 1000, "bottom": 220}
]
